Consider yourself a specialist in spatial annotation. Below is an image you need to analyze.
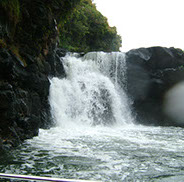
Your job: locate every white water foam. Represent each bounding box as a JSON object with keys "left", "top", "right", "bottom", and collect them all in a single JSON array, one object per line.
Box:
[{"left": 49, "top": 52, "right": 134, "bottom": 127}]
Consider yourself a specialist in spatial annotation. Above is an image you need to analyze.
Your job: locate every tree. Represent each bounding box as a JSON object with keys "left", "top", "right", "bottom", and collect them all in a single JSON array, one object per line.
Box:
[{"left": 59, "top": 0, "right": 122, "bottom": 52}]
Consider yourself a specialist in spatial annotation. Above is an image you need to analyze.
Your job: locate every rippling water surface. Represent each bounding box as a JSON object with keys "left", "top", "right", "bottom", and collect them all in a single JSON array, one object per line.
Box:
[{"left": 1, "top": 125, "right": 184, "bottom": 182}]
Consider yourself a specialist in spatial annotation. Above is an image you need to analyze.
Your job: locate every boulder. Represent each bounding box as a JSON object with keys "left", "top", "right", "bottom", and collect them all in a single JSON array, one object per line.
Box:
[{"left": 125, "top": 46, "right": 184, "bottom": 126}]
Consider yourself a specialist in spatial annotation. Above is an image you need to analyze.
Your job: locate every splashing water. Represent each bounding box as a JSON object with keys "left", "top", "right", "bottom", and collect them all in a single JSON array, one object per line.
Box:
[{"left": 49, "top": 52, "right": 134, "bottom": 127}]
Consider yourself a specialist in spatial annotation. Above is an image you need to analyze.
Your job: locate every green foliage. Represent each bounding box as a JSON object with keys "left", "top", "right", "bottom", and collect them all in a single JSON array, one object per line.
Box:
[
  {"left": 0, "top": 0, "right": 20, "bottom": 37},
  {"left": 0, "top": 0, "right": 20, "bottom": 23},
  {"left": 0, "top": 39, "right": 7, "bottom": 48},
  {"left": 46, "top": 0, "right": 81, "bottom": 22},
  {"left": 59, "top": 0, "right": 122, "bottom": 52},
  {"left": 0, "top": 0, "right": 122, "bottom": 59}
]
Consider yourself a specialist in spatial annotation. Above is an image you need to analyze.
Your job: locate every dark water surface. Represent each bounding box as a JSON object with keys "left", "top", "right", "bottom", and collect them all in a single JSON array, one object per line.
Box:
[{"left": 1, "top": 125, "right": 184, "bottom": 182}]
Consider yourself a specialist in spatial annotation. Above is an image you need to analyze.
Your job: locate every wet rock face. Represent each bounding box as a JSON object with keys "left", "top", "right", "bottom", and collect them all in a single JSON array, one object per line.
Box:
[
  {"left": 0, "top": 0, "right": 69, "bottom": 153},
  {"left": 0, "top": 48, "right": 66, "bottom": 152},
  {"left": 125, "top": 47, "right": 184, "bottom": 126}
]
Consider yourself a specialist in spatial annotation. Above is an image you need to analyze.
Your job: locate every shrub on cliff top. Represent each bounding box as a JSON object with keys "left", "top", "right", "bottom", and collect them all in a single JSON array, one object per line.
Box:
[
  {"left": 0, "top": 0, "right": 121, "bottom": 56},
  {"left": 59, "top": 0, "right": 122, "bottom": 52}
]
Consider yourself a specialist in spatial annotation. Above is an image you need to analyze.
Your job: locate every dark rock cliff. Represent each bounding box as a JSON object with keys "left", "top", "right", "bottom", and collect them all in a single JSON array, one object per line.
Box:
[
  {"left": 126, "top": 47, "right": 184, "bottom": 126},
  {"left": 0, "top": 0, "right": 70, "bottom": 154},
  {"left": 0, "top": 47, "right": 66, "bottom": 154}
]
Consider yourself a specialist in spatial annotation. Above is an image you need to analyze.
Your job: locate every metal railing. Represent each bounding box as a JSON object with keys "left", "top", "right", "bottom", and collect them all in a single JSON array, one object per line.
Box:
[{"left": 0, "top": 173, "right": 99, "bottom": 182}]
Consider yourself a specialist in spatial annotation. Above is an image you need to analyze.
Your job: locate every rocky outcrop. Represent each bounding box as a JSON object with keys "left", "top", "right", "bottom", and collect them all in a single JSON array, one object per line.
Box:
[
  {"left": 0, "top": 0, "right": 70, "bottom": 154},
  {"left": 125, "top": 46, "right": 184, "bottom": 126},
  {"left": 0, "top": 0, "right": 70, "bottom": 153},
  {"left": 0, "top": 47, "right": 66, "bottom": 153}
]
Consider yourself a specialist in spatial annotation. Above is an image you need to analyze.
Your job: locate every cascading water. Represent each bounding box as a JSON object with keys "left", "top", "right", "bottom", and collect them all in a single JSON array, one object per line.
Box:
[
  {"left": 1, "top": 52, "right": 184, "bottom": 182},
  {"left": 49, "top": 52, "right": 134, "bottom": 127}
]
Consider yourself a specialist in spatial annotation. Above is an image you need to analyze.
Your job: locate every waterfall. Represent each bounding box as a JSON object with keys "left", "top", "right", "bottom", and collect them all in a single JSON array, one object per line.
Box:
[{"left": 49, "top": 52, "right": 134, "bottom": 127}]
